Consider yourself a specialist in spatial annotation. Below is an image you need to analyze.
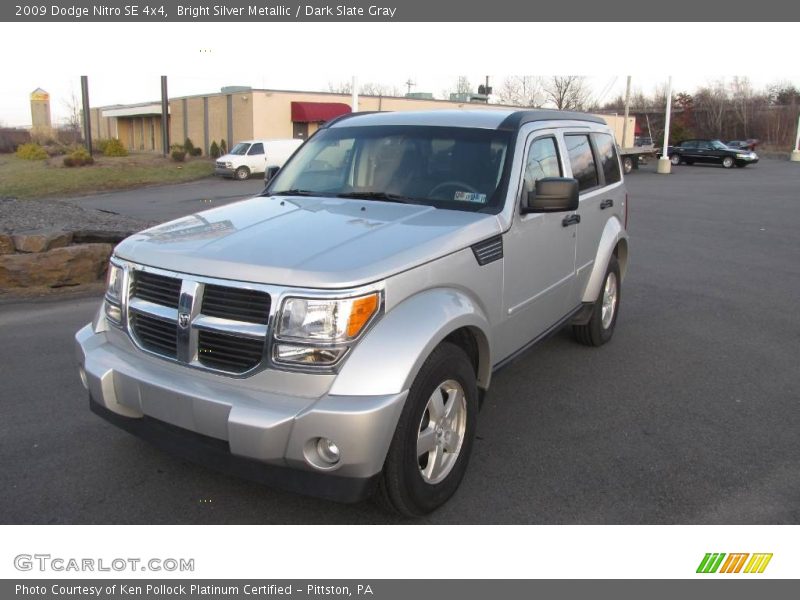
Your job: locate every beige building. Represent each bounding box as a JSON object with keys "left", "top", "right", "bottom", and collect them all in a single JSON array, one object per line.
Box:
[{"left": 90, "top": 88, "right": 635, "bottom": 154}]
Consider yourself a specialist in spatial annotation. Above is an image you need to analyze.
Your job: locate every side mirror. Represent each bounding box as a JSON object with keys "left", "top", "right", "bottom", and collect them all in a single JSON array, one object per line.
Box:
[
  {"left": 522, "top": 177, "right": 579, "bottom": 214},
  {"left": 265, "top": 166, "right": 280, "bottom": 183}
]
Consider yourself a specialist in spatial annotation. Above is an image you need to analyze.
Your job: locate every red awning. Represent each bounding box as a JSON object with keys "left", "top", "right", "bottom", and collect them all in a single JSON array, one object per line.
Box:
[{"left": 291, "top": 102, "right": 351, "bottom": 123}]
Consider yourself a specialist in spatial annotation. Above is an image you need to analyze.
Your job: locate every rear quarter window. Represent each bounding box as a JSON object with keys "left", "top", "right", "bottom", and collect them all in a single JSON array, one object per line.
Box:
[
  {"left": 593, "top": 133, "right": 621, "bottom": 185},
  {"left": 564, "top": 134, "right": 598, "bottom": 191}
]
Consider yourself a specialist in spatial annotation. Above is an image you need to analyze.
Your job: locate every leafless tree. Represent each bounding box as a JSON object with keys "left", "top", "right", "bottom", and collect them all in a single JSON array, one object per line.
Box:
[
  {"left": 495, "top": 76, "right": 545, "bottom": 107},
  {"left": 327, "top": 81, "right": 402, "bottom": 97},
  {"left": 62, "top": 91, "right": 83, "bottom": 143},
  {"left": 694, "top": 80, "right": 729, "bottom": 138},
  {"left": 542, "top": 76, "right": 592, "bottom": 111}
]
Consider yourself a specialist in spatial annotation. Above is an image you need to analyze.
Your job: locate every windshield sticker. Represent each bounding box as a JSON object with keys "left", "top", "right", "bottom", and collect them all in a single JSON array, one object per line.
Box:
[{"left": 454, "top": 191, "right": 487, "bottom": 204}]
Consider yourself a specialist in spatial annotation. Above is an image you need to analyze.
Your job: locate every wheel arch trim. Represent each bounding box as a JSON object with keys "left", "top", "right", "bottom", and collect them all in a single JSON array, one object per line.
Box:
[
  {"left": 581, "top": 217, "right": 629, "bottom": 304},
  {"left": 329, "top": 287, "right": 493, "bottom": 397}
]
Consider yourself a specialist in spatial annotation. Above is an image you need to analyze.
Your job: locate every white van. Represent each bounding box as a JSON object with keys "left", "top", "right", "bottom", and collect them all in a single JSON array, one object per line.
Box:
[{"left": 214, "top": 138, "right": 303, "bottom": 181}]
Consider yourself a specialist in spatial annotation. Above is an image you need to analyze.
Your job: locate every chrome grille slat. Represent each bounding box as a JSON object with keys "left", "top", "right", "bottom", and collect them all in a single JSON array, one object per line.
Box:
[{"left": 198, "top": 330, "right": 265, "bottom": 372}]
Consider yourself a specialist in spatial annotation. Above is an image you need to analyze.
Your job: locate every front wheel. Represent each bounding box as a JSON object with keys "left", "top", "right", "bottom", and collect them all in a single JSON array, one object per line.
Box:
[
  {"left": 377, "top": 342, "right": 478, "bottom": 516},
  {"left": 573, "top": 255, "right": 621, "bottom": 347},
  {"left": 670, "top": 154, "right": 682, "bottom": 166},
  {"left": 234, "top": 166, "right": 251, "bottom": 180},
  {"left": 722, "top": 156, "right": 735, "bottom": 169}
]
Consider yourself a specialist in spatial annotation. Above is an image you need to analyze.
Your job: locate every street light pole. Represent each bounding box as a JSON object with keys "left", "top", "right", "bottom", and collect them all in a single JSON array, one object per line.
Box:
[
  {"left": 791, "top": 113, "right": 800, "bottom": 161},
  {"left": 657, "top": 76, "right": 673, "bottom": 174}
]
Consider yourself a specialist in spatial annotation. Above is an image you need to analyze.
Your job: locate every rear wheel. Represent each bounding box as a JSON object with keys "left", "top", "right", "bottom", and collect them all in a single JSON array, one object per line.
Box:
[
  {"left": 622, "top": 156, "right": 634, "bottom": 174},
  {"left": 722, "top": 156, "right": 735, "bottom": 169},
  {"left": 235, "top": 166, "right": 251, "bottom": 180},
  {"left": 670, "top": 154, "right": 681, "bottom": 166},
  {"left": 573, "top": 255, "right": 621, "bottom": 347},
  {"left": 377, "top": 342, "right": 478, "bottom": 516}
]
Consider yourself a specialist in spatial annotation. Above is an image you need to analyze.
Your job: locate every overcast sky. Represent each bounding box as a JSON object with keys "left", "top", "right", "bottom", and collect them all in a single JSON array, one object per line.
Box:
[{"left": 2, "top": 22, "right": 798, "bottom": 127}]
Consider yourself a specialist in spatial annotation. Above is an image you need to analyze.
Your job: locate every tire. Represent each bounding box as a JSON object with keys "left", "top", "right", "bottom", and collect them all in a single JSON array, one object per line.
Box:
[
  {"left": 573, "top": 255, "right": 621, "bottom": 347},
  {"left": 670, "top": 154, "right": 681, "bottom": 166},
  {"left": 722, "top": 156, "right": 735, "bottom": 169},
  {"left": 234, "top": 166, "right": 250, "bottom": 180},
  {"left": 377, "top": 342, "right": 478, "bottom": 516},
  {"left": 622, "top": 156, "right": 634, "bottom": 174}
]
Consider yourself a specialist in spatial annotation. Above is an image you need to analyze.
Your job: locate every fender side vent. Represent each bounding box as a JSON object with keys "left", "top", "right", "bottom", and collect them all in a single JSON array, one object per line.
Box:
[{"left": 472, "top": 236, "right": 503, "bottom": 266}]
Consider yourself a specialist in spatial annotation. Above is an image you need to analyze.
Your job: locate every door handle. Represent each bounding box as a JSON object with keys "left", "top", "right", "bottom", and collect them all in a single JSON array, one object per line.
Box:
[
  {"left": 600, "top": 199, "right": 614, "bottom": 210},
  {"left": 562, "top": 214, "right": 581, "bottom": 227}
]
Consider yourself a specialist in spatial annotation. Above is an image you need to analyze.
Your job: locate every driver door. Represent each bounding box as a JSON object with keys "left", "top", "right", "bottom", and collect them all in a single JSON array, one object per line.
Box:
[{"left": 500, "top": 131, "right": 578, "bottom": 358}]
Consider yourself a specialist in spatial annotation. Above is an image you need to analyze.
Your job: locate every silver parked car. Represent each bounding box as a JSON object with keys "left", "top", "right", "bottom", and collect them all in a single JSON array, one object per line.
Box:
[{"left": 75, "top": 110, "right": 629, "bottom": 515}]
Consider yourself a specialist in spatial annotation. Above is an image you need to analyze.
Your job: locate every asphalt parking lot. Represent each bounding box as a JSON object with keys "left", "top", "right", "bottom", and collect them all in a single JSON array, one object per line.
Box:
[{"left": 1, "top": 158, "right": 799, "bottom": 524}]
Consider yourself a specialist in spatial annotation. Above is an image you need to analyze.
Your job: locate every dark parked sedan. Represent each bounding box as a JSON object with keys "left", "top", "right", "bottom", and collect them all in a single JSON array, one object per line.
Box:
[{"left": 660, "top": 139, "right": 759, "bottom": 168}]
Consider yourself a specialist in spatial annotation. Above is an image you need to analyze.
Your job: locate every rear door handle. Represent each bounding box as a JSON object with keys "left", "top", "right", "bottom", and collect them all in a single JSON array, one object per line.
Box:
[
  {"left": 562, "top": 214, "right": 581, "bottom": 227},
  {"left": 600, "top": 199, "right": 614, "bottom": 209}
]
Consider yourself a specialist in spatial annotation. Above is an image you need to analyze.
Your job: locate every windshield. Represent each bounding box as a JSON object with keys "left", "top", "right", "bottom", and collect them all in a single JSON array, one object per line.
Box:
[
  {"left": 229, "top": 143, "right": 250, "bottom": 155},
  {"left": 265, "top": 125, "right": 513, "bottom": 211},
  {"left": 711, "top": 140, "right": 729, "bottom": 150}
]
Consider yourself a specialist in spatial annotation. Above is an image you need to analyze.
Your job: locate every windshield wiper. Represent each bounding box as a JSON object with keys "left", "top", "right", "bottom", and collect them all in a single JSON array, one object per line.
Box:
[
  {"left": 335, "top": 191, "right": 421, "bottom": 204},
  {"left": 270, "top": 189, "right": 319, "bottom": 197}
]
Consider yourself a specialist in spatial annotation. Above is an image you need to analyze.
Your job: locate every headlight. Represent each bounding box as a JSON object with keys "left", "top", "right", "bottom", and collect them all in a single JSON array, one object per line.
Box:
[
  {"left": 225, "top": 161, "right": 233, "bottom": 168},
  {"left": 277, "top": 293, "right": 379, "bottom": 342},
  {"left": 273, "top": 292, "right": 380, "bottom": 367},
  {"left": 104, "top": 262, "right": 124, "bottom": 324}
]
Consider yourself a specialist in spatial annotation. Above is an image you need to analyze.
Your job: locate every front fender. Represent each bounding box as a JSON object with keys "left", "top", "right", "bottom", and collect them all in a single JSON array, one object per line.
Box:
[
  {"left": 582, "top": 217, "right": 629, "bottom": 303},
  {"left": 329, "top": 288, "right": 492, "bottom": 397}
]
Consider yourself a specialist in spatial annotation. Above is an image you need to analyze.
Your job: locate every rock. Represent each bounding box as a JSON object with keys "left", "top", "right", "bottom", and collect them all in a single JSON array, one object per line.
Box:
[
  {"left": 0, "top": 243, "right": 113, "bottom": 289},
  {"left": 0, "top": 234, "right": 13, "bottom": 255},
  {"left": 12, "top": 230, "right": 73, "bottom": 253}
]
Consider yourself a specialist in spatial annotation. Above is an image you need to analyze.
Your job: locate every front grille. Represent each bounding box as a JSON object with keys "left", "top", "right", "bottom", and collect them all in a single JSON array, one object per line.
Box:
[
  {"left": 202, "top": 285, "right": 270, "bottom": 324},
  {"left": 130, "top": 312, "right": 178, "bottom": 358},
  {"left": 124, "top": 265, "right": 272, "bottom": 375},
  {"left": 198, "top": 330, "right": 265, "bottom": 373},
  {"left": 131, "top": 271, "right": 181, "bottom": 307},
  {"left": 215, "top": 161, "right": 226, "bottom": 168}
]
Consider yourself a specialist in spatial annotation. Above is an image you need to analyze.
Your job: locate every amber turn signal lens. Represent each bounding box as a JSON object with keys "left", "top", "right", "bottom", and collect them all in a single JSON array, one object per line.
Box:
[{"left": 346, "top": 293, "right": 379, "bottom": 338}]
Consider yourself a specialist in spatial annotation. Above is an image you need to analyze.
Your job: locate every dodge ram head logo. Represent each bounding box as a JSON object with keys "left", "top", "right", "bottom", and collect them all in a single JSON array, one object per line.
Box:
[{"left": 178, "top": 313, "right": 190, "bottom": 328}]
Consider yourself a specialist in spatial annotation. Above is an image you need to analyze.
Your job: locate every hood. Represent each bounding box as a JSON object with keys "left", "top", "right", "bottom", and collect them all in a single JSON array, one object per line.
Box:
[{"left": 115, "top": 195, "right": 501, "bottom": 288}]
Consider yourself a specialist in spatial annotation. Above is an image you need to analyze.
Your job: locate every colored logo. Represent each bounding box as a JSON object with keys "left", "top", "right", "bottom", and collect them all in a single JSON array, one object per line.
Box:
[{"left": 697, "top": 553, "right": 772, "bottom": 574}]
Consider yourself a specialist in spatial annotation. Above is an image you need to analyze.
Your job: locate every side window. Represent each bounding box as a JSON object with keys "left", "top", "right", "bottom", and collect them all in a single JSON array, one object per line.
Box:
[
  {"left": 593, "top": 133, "right": 621, "bottom": 185},
  {"left": 248, "top": 143, "right": 264, "bottom": 155},
  {"left": 522, "top": 136, "right": 561, "bottom": 194},
  {"left": 564, "top": 134, "right": 599, "bottom": 191},
  {"left": 683, "top": 140, "right": 698, "bottom": 149},
  {"left": 696, "top": 141, "right": 712, "bottom": 150}
]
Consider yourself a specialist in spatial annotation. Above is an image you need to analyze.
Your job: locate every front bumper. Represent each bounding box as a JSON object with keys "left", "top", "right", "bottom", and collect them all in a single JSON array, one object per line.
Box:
[
  {"left": 75, "top": 323, "right": 407, "bottom": 503},
  {"left": 214, "top": 166, "right": 235, "bottom": 177}
]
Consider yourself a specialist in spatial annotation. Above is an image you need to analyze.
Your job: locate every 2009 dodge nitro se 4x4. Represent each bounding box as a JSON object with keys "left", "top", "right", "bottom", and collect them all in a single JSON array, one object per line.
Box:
[{"left": 75, "top": 110, "right": 630, "bottom": 515}]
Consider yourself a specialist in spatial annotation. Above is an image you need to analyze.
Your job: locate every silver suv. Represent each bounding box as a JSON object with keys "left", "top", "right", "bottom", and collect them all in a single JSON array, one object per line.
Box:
[{"left": 75, "top": 110, "right": 629, "bottom": 515}]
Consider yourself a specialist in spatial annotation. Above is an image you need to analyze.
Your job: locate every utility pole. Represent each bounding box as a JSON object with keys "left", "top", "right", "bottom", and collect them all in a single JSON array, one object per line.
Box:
[
  {"left": 791, "top": 113, "right": 800, "bottom": 161},
  {"left": 352, "top": 76, "right": 359, "bottom": 112},
  {"left": 657, "top": 76, "right": 673, "bottom": 174},
  {"left": 405, "top": 79, "right": 415, "bottom": 95},
  {"left": 80, "top": 76, "right": 92, "bottom": 156},
  {"left": 621, "top": 75, "right": 632, "bottom": 148},
  {"left": 161, "top": 76, "right": 169, "bottom": 156}
]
